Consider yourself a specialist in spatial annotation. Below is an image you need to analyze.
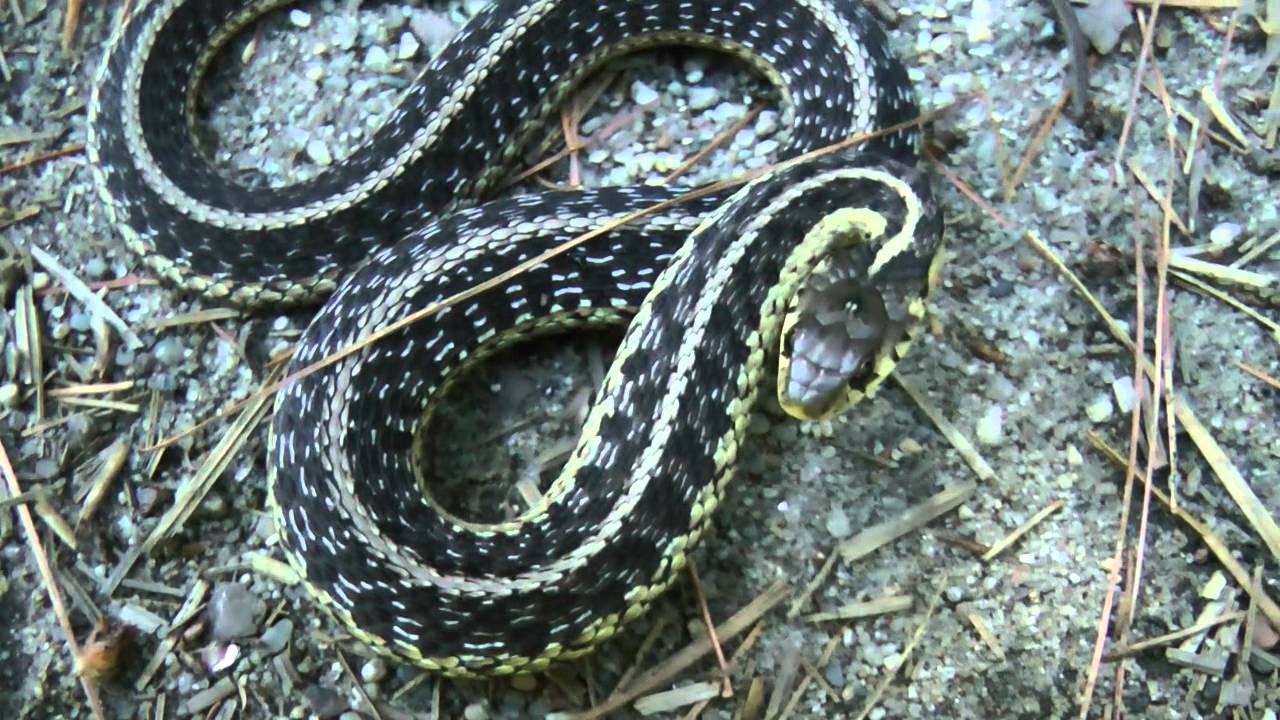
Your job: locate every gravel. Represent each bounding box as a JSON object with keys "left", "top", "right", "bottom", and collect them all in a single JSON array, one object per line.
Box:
[{"left": 0, "top": 0, "right": 1276, "bottom": 718}]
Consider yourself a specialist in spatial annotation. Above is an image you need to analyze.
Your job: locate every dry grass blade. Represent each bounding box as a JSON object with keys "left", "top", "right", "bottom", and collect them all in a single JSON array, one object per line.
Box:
[
  {"left": 1019, "top": 229, "right": 1280, "bottom": 564},
  {"left": 1103, "top": 610, "right": 1246, "bottom": 660},
  {"left": 1174, "top": 398, "right": 1280, "bottom": 561},
  {"left": 563, "top": 580, "right": 789, "bottom": 720},
  {"left": 787, "top": 482, "right": 974, "bottom": 618},
  {"left": 661, "top": 103, "right": 765, "bottom": 185},
  {"left": 1003, "top": 89, "right": 1071, "bottom": 201},
  {"left": 774, "top": 627, "right": 844, "bottom": 720},
  {"left": 1236, "top": 361, "right": 1280, "bottom": 390},
  {"left": 1088, "top": 432, "right": 1280, "bottom": 628},
  {"left": 77, "top": 438, "right": 129, "bottom": 528},
  {"left": 633, "top": 681, "right": 719, "bottom": 716},
  {"left": 980, "top": 499, "right": 1065, "bottom": 562},
  {"left": 29, "top": 244, "right": 142, "bottom": 348},
  {"left": 957, "top": 604, "right": 1006, "bottom": 659},
  {"left": 0, "top": 438, "right": 107, "bottom": 719},
  {"left": 1167, "top": 253, "right": 1278, "bottom": 303},
  {"left": 892, "top": 375, "right": 996, "bottom": 482},
  {"left": 853, "top": 586, "right": 943, "bottom": 720},
  {"left": 687, "top": 561, "right": 732, "bottom": 697},
  {"left": 105, "top": 375, "right": 276, "bottom": 595},
  {"left": 1168, "top": 269, "right": 1280, "bottom": 337},
  {"left": 62, "top": 0, "right": 83, "bottom": 53},
  {"left": 837, "top": 481, "right": 977, "bottom": 563},
  {"left": 147, "top": 307, "right": 241, "bottom": 329},
  {"left": 15, "top": 285, "right": 45, "bottom": 422},
  {"left": 0, "top": 144, "right": 83, "bottom": 175},
  {"left": 46, "top": 381, "right": 134, "bottom": 397},
  {"left": 802, "top": 594, "right": 913, "bottom": 624},
  {"left": 1127, "top": 160, "right": 1189, "bottom": 234}
]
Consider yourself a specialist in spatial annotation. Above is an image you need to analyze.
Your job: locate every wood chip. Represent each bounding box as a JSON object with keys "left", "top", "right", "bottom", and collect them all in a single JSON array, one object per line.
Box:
[
  {"left": 78, "top": 438, "right": 129, "bottom": 528},
  {"left": 802, "top": 594, "right": 913, "bottom": 624},
  {"left": 634, "top": 681, "right": 720, "bottom": 715},
  {"left": 957, "top": 604, "right": 1006, "bottom": 660}
]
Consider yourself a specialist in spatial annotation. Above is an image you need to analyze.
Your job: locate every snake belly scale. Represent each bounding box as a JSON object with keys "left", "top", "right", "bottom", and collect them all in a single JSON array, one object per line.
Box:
[{"left": 88, "top": 0, "right": 945, "bottom": 675}]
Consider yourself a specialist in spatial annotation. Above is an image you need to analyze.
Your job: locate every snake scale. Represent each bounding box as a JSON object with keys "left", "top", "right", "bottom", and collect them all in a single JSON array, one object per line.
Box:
[{"left": 88, "top": 0, "right": 945, "bottom": 675}]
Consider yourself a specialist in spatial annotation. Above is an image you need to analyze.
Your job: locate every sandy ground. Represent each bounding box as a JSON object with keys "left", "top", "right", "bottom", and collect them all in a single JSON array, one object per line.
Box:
[{"left": 1, "top": 0, "right": 1277, "bottom": 718}]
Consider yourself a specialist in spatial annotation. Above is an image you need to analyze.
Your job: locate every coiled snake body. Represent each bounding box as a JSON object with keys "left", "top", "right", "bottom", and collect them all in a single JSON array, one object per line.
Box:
[{"left": 89, "top": 0, "right": 945, "bottom": 675}]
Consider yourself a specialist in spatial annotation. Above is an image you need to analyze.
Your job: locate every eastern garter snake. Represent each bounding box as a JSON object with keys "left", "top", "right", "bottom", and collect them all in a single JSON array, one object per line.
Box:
[{"left": 88, "top": 0, "right": 945, "bottom": 675}]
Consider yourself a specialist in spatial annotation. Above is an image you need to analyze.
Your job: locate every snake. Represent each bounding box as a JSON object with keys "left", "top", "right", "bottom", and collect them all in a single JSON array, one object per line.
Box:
[{"left": 87, "top": 0, "right": 945, "bottom": 676}]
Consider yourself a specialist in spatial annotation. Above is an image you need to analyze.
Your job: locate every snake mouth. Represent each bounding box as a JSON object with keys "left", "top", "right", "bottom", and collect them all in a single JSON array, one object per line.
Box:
[{"left": 779, "top": 277, "right": 900, "bottom": 420}]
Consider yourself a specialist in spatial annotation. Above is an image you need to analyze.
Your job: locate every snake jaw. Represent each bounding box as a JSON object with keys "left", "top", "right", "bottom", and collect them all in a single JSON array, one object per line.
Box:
[{"left": 778, "top": 278, "right": 907, "bottom": 421}]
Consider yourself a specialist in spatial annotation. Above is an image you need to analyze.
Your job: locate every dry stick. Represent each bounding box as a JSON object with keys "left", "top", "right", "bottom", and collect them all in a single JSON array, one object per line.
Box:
[
  {"left": 938, "top": 152, "right": 1277, "bottom": 712},
  {"left": 335, "top": 647, "right": 385, "bottom": 720},
  {"left": 1082, "top": 183, "right": 1152, "bottom": 720},
  {"left": 29, "top": 244, "right": 143, "bottom": 349},
  {"left": 0, "top": 143, "right": 83, "bottom": 175},
  {"left": 775, "top": 631, "right": 844, "bottom": 720},
  {"left": 566, "top": 580, "right": 790, "bottom": 720},
  {"left": 0, "top": 439, "right": 107, "bottom": 720},
  {"left": 62, "top": 0, "right": 83, "bottom": 53},
  {"left": 1168, "top": 269, "right": 1280, "bottom": 337},
  {"left": 687, "top": 561, "right": 733, "bottom": 698},
  {"left": 1119, "top": 194, "right": 1178, "bottom": 713},
  {"left": 106, "top": 376, "right": 276, "bottom": 595}
]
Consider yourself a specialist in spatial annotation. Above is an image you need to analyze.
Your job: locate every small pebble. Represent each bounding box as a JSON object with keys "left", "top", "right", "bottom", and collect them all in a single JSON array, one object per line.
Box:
[
  {"left": 306, "top": 138, "right": 334, "bottom": 166},
  {"left": 303, "top": 685, "right": 346, "bottom": 719},
  {"left": 630, "top": 80, "right": 660, "bottom": 107},
  {"left": 754, "top": 110, "right": 780, "bottom": 137},
  {"left": 0, "top": 383, "right": 19, "bottom": 408},
  {"left": 463, "top": 702, "right": 490, "bottom": 720},
  {"left": 288, "top": 9, "right": 311, "bottom": 28},
  {"left": 975, "top": 405, "right": 1003, "bottom": 445},
  {"left": 1208, "top": 222, "right": 1242, "bottom": 246},
  {"left": 209, "top": 582, "right": 266, "bottom": 641},
  {"left": 259, "top": 619, "right": 294, "bottom": 656},
  {"left": 824, "top": 661, "right": 846, "bottom": 688},
  {"left": 687, "top": 86, "right": 718, "bottom": 111},
  {"left": 360, "top": 657, "right": 388, "bottom": 683},
  {"left": 1085, "top": 395, "right": 1114, "bottom": 423},
  {"left": 397, "top": 31, "right": 420, "bottom": 60},
  {"left": 1065, "top": 445, "right": 1084, "bottom": 466},
  {"left": 825, "top": 506, "right": 852, "bottom": 539},
  {"left": 364, "top": 45, "right": 392, "bottom": 72},
  {"left": 883, "top": 652, "right": 904, "bottom": 671},
  {"left": 153, "top": 337, "right": 184, "bottom": 366},
  {"left": 1111, "top": 377, "right": 1135, "bottom": 413}
]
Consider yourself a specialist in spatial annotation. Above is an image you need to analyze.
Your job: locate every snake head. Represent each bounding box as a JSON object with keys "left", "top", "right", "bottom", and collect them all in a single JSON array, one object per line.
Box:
[{"left": 777, "top": 274, "right": 911, "bottom": 421}]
